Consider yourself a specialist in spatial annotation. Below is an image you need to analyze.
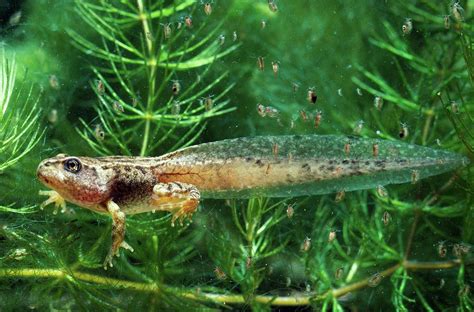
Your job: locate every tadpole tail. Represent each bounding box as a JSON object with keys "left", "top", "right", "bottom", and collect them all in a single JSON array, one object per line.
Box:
[{"left": 157, "top": 135, "right": 469, "bottom": 198}]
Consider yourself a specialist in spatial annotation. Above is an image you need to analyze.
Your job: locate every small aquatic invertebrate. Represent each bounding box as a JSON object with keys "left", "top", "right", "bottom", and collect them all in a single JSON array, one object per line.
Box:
[
  {"left": 302, "top": 237, "right": 311, "bottom": 252},
  {"left": 49, "top": 75, "right": 60, "bottom": 90},
  {"left": 337, "top": 88, "right": 343, "bottom": 97},
  {"left": 373, "top": 143, "right": 379, "bottom": 158},
  {"left": 335, "top": 190, "right": 345, "bottom": 203},
  {"left": 232, "top": 31, "right": 237, "bottom": 41},
  {"left": 204, "top": 95, "right": 214, "bottom": 111},
  {"left": 376, "top": 185, "right": 388, "bottom": 197},
  {"left": 257, "top": 103, "right": 266, "bottom": 117},
  {"left": 374, "top": 96, "right": 383, "bottom": 111},
  {"left": 257, "top": 56, "right": 265, "bottom": 71},
  {"left": 356, "top": 88, "right": 363, "bottom": 96},
  {"left": 96, "top": 79, "right": 105, "bottom": 95},
  {"left": 292, "top": 82, "right": 300, "bottom": 93},
  {"left": 450, "top": 100, "right": 460, "bottom": 114},
  {"left": 451, "top": 1, "right": 464, "bottom": 22},
  {"left": 214, "top": 267, "right": 226, "bottom": 280},
  {"left": 353, "top": 120, "right": 364, "bottom": 135},
  {"left": 265, "top": 106, "right": 279, "bottom": 118},
  {"left": 314, "top": 111, "right": 322, "bottom": 128},
  {"left": 402, "top": 18, "right": 413, "bottom": 35},
  {"left": 184, "top": 16, "right": 192, "bottom": 28},
  {"left": 411, "top": 170, "right": 419, "bottom": 184},
  {"left": 382, "top": 211, "right": 391, "bottom": 226},
  {"left": 286, "top": 203, "right": 294, "bottom": 218},
  {"left": 171, "top": 100, "right": 181, "bottom": 115},
  {"left": 94, "top": 124, "right": 105, "bottom": 141},
  {"left": 218, "top": 34, "right": 225, "bottom": 46},
  {"left": 444, "top": 15, "right": 451, "bottom": 29},
  {"left": 328, "top": 230, "right": 337, "bottom": 242},
  {"left": 113, "top": 101, "right": 124, "bottom": 113},
  {"left": 368, "top": 272, "right": 383, "bottom": 287},
  {"left": 268, "top": 0, "right": 278, "bottom": 12},
  {"left": 203, "top": 2, "right": 212, "bottom": 15},
  {"left": 37, "top": 135, "right": 468, "bottom": 267},
  {"left": 399, "top": 123, "right": 409, "bottom": 139},
  {"left": 307, "top": 87, "right": 317, "bottom": 104},
  {"left": 162, "top": 23, "right": 172, "bottom": 39},
  {"left": 299, "top": 109, "right": 308, "bottom": 122},
  {"left": 261, "top": 20, "right": 267, "bottom": 29},
  {"left": 272, "top": 61, "right": 279, "bottom": 77},
  {"left": 437, "top": 241, "right": 447, "bottom": 258},
  {"left": 172, "top": 80, "right": 181, "bottom": 95},
  {"left": 48, "top": 109, "right": 58, "bottom": 124},
  {"left": 335, "top": 267, "right": 344, "bottom": 280}
]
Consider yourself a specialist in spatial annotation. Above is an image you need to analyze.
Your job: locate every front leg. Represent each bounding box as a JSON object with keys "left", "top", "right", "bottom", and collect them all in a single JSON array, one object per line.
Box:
[
  {"left": 152, "top": 182, "right": 201, "bottom": 226},
  {"left": 103, "top": 200, "right": 134, "bottom": 269}
]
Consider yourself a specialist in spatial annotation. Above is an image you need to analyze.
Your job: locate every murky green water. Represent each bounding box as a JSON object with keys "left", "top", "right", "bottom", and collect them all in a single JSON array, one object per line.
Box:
[{"left": 0, "top": 1, "right": 472, "bottom": 310}]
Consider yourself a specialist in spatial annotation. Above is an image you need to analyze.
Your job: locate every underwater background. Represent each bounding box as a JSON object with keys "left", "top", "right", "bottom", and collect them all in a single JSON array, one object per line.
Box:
[{"left": 0, "top": 0, "right": 473, "bottom": 310}]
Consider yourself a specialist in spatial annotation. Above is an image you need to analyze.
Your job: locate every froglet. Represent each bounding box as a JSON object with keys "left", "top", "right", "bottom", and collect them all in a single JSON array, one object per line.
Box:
[{"left": 37, "top": 135, "right": 468, "bottom": 268}]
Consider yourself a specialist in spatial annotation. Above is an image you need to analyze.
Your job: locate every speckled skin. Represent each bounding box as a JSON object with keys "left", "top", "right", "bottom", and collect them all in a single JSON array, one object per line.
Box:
[
  {"left": 37, "top": 135, "right": 467, "bottom": 214},
  {"left": 36, "top": 135, "right": 468, "bottom": 268}
]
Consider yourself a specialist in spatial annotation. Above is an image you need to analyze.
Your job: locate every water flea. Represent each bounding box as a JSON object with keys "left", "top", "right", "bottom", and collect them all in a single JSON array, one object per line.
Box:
[
  {"left": 453, "top": 243, "right": 471, "bottom": 258},
  {"left": 450, "top": 100, "right": 460, "bottom": 114},
  {"left": 452, "top": 1, "right": 464, "bottom": 22},
  {"left": 328, "top": 230, "right": 337, "bottom": 242},
  {"left": 307, "top": 87, "right": 317, "bottom": 104},
  {"left": 214, "top": 266, "right": 226, "bottom": 280},
  {"left": 205, "top": 95, "right": 214, "bottom": 111},
  {"left": 264, "top": 106, "right": 279, "bottom": 118},
  {"left": 257, "top": 56, "right": 265, "bottom": 71},
  {"left": 337, "top": 88, "right": 343, "bottom": 97},
  {"left": 171, "top": 100, "right": 181, "bottom": 115},
  {"left": 232, "top": 31, "right": 237, "bottom": 41},
  {"left": 162, "top": 23, "right": 172, "bottom": 39},
  {"left": 218, "top": 34, "right": 225, "bottom": 46},
  {"left": 399, "top": 122, "right": 409, "bottom": 139},
  {"left": 373, "top": 143, "right": 379, "bottom": 157},
  {"left": 94, "top": 124, "right": 105, "bottom": 141},
  {"left": 335, "top": 267, "right": 344, "bottom": 280},
  {"left": 203, "top": 2, "right": 212, "bottom": 16},
  {"left": 353, "top": 120, "right": 364, "bottom": 135},
  {"left": 300, "top": 109, "right": 308, "bottom": 122},
  {"left": 314, "top": 111, "right": 322, "bottom": 128},
  {"left": 376, "top": 185, "right": 388, "bottom": 197},
  {"left": 184, "top": 16, "right": 192, "bottom": 28},
  {"left": 437, "top": 241, "right": 447, "bottom": 258},
  {"left": 411, "top": 169, "right": 419, "bottom": 184},
  {"left": 382, "top": 211, "right": 391, "bottom": 226},
  {"left": 268, "top": 0, "right": 278, "bottom": 12},
  {"left": 439, "top": 278, "right": 445, "bottom": 289},
  {"left": 286, "top": 204, "right": 294, "bottom": 218},
  {"left": 177, "top": 21, "right": 183, "bottom": 29},
  {"left": 356, "top": 88, "right": 363, "bottom": 96},
  {"left": 113, "top": 101, "right": 124, "bottom": 113},
  {"left": 444, "top": 15, "right": 451, "bottom": 29},
  {"left": 172, "top": 80, "right": 181, "bottom": 95},
  {"left": 49, "top": 75, "right": 60, "bottom": 90},
  {"left": 246, "top": 256, "right": 252, "bottom": 269},
  {"left": 261, "top": 20, "right": 267, "bottom": 29},
  {"left": 402, "top": 18, "right": 413, "bottom": 35},
  {"left": 335, "top": 190, "right": 345, "bottom": 203},
  {"left": 272, "top": 61, "right": 279, "bottom": 77},
  {"left": 368, "top": 272, "right": 383, "bottom": 287},
  {"left": 285, "top": 277, "right": 291, "bottom": 287},
  {"left": 374, "top": 96, "right": 383, "bottom": 111},
  {"left": 301, "top": 237, "right": 311, "bottom": 252},
  {"left": 96, "top": 79, "right": 105, "bottom": 95},
  {"left": 48, "top": 109, "right": 58, "bottom": 124},
  {"left": 257, "top": 103, "right": 266, "bottom": 117}
]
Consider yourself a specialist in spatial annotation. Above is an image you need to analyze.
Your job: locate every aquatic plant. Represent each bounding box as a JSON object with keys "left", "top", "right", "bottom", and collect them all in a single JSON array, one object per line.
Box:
[
  {"left": 0, "top": 52, "right": 42, "bottom": 174},
  {"left": 0, "top": 0, "right": 473, "bottom": 311},
  {"left": 68, "top": 0, "right": 238, "bottom": 156}
]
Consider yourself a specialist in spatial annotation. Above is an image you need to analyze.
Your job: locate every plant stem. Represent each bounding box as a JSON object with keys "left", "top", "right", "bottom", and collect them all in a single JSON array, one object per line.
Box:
[{"left": 1, "top": 259, "right": 470, "bottom": 307}]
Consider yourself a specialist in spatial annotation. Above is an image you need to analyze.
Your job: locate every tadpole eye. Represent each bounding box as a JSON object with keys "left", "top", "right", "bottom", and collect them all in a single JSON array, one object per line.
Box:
[{"left": 64, "top": 158, "right": 82, "bottom": 173}]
